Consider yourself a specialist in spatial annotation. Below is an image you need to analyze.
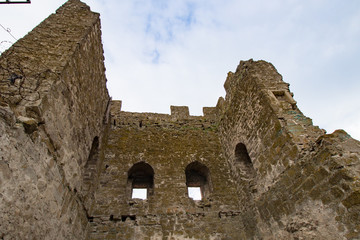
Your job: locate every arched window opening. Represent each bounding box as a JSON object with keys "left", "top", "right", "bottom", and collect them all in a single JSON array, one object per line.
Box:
[
  {"left": 235, "top": 143, "right": 253, "bottom": 167},
  {"left": 83, "top": 136, "right": 100, "bottom": 195},
  {"left": 128, "top": 162, "right": 154, "bottom": 200},
  {"left": 185, "top": 161, "right": 211, "bottom": 200},
  {"left": 234, "top": 143, "right": 256, "bottom": 185},
  {"left": 87, "top": 136, "right": 99, "bottom": 165}
]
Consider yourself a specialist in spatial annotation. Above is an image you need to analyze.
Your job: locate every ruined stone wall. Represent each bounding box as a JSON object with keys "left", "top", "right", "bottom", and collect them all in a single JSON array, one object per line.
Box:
[
  {"left": 219, "top": 60, "right": 360, "bottom": 239},
  {"left": 219, "top": 60, "right": 322, "bottom": 195},
  {"left": 0, "top": 0, "right": 359, "bottom": 239},
  {"left": 255, "top": 130, "right": 360, "bottom": 240},
  {"left": 0, "top": 1, "right": 109, "bottom": 239},
  {"left": 86, "top": 104, "right": 259, "bottom": 239}
]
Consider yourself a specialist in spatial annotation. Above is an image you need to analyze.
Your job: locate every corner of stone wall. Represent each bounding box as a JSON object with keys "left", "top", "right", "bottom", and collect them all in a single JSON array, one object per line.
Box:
[
  {"left": 223, "top": 71, "right": 235, "bottom": 97},
  {"left": 315, "top": 129, "right": 360, "bottom": 238},
  {"left": 0, "top": 1, "right": 109, "bottom": 239},
  {"left": 256, "top": 128, "right": 360, "bottom": 239},
  {"left": 56, "top": 0, "right": 91, "bottom": 15},
  {"left": 110, "top": 100, "right": 122, "bottom": 117},
  {"left": 202, "top": 107, "right": 217, "bottom": 121},
  {"left": 219, "top": 59, "right": 360, "bottom": 239},
  {"left": 220, "top": 60, "right": 301, "bottom": 191}
]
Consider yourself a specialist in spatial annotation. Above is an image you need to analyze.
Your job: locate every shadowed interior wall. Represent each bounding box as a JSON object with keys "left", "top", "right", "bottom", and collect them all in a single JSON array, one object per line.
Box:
[{"left": 0, "top": 0, "right": 109, "bottom": 239}]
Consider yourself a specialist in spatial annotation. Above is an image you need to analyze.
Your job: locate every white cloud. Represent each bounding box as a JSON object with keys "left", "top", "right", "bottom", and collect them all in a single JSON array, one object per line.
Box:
[{"left": 1, "top": 0, "right": 359, "bottom": 140}]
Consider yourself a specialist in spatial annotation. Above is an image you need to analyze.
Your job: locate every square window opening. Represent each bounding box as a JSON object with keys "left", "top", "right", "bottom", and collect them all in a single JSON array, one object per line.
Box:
[
  {"left": 132, "top": 188, "right": 147, "bottom": 200},
  {"left": 188, "top": 187, "right": 202, "bottom": 200}
]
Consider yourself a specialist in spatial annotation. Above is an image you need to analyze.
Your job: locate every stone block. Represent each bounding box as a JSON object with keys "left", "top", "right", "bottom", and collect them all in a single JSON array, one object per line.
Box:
[
  {"left": 170, "top": 106, "right": 189, "bottom": 119},
  {"left": 312, "top": 167, "right": 330, "bottom": 183},
  {"left": 342, "top": 191, "right": 360, "bottom": 209},
  {"left": 110, "top": 100, "right": 122, "bottom": 116},
  {"left": 203, "top": 107, "right": 217, "bottom": 120}
]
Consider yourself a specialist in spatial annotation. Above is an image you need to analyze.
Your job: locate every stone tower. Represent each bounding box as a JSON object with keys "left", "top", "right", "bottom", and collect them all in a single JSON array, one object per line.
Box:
[{"left": 0, "top": 1, "right": 359, "bottom": 239}]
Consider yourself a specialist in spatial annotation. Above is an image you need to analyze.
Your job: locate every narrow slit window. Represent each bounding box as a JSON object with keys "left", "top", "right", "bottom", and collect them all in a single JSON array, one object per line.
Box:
[
  {"left": 132, "top": 188, "right": 147, "bottom": 200},
  {"left": 188, "top": 187, "right": 202, "bottom": 200},
  {"left": 235, "top": 143, "right": 252, "bottom": 166},
  {"left": 234, "top": 143, "right": 256, "bottom": 179}
]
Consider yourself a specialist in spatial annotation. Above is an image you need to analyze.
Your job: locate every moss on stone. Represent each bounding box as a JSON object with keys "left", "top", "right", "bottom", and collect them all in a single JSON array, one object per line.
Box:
[
  {"left": 342, "top": 191, "right": 360, "bottom": 209},
  {"left": 312, "top": 167, "right": 330, "bottom": 183}
]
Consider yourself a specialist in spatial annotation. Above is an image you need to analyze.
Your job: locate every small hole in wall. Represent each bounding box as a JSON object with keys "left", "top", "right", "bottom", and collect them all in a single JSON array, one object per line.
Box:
[
  {"left": 139, "top": 120, "right": 143, "bottom": 128},
  {"left": 121, "top": 215, "right": 136, "bottom": 222},
  {"left": 109, "top": 215, "right": 121, "bottom": 222},
  {"left": 105, "top": 164, "right": 109, "bottom": 169},
  {"left": 113, "top": 120, "right": 116, "bottom": 126}
]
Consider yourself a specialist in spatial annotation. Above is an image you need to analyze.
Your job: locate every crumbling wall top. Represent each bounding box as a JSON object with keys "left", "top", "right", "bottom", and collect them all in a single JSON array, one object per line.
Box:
[
  {"left": 110, "top": 101, "right": 219, "bottom": 121},
  {"left": 170, "top": 105, "right": 189, "bottom": 118}
]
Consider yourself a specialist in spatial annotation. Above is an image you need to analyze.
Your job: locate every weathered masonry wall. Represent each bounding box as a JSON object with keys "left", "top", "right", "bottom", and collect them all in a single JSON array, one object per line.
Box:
[
  {"left": 0, "top": 0, "right": 359, "bottom": 239},
  {"left": 219, "top": 60, "right": 324, "bottom": 195},
  {"left": 87, "top": 104, "right": 259, "bottom": 239},
  {"left": 0, "top": 1, "right": 109, "bottom": 239},
  {"left": 219, "top": 60, "right": 360, "bottom": 239}
]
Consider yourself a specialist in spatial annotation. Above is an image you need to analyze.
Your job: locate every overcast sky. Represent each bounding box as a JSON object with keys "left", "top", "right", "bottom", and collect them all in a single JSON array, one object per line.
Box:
[{"left": 1, "top": 0, "right": 359, "bottom": 140}]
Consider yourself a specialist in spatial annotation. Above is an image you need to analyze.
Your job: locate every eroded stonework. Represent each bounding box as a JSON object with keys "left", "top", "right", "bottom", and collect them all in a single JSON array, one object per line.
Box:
[{"left": 0, "top": 0, "right": 359, "bottom": 240}]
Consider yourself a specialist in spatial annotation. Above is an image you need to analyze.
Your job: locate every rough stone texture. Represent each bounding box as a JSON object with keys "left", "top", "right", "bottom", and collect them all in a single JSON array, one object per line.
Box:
[
  {"left": 0, "top": 0, "right": 109, "bottom": 239},
  {"left": 219, "top": 60, "right": 360, "bottom": 239},
  {"left": 170, "top": 106, "right": 190, "bottom": 119},
  {"left": 1, "top": 1, "right": 360, "bottom": 240},
  {"left": 87, "top": 110, "right": 259, "bottom": 239}
]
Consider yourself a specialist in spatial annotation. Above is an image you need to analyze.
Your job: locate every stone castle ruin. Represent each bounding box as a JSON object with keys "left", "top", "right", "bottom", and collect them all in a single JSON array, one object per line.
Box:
[{"left": 0, "top": 0, "right": 359, "bottom": 239}]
